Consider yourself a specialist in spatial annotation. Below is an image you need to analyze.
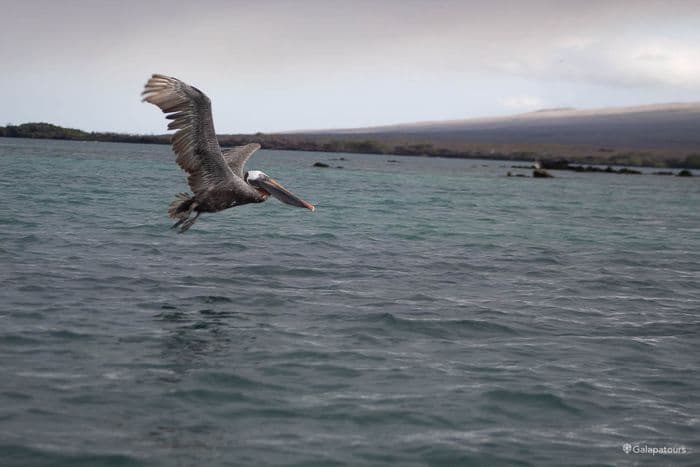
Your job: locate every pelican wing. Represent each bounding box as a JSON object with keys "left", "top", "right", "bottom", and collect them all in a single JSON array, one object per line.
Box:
[
  {"left": 222, "top": 143, "right": 261, "bottom": 177},
  {"left": 142, "top": 74, "right": 235, "bottom": 195}
]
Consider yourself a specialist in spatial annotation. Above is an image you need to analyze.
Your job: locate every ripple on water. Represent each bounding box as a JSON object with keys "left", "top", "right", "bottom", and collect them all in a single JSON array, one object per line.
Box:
[
  {"left": 482, "top": 389, "right": 582, "bottom": 415},
  {"left": 367, "top": 312, "right": 520, "bottom": 339},
  {"left": 2, "top": 446, "right": 148, "bottom": 467}
]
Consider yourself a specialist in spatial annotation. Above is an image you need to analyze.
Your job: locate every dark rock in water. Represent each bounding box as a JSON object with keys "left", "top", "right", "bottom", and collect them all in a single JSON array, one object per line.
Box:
[
  {"left": 565, "top": 164, "right": 640, "bottom": 174},
  {"left": 339, "top": 157, "right": 346, "bottom": 161},
  {"left": 507, "top": 171, "right": 512, "bottom": 177},
  {"left": 313, "top": 162, "right": 344, "bottom": 169},
  {"left": 515, "top": 174, "right": 527, "bottom": 177},
  {"left": 541, "top": 160, "right": 570, "bottom": 170},
  {"left": 599, "top": 166, "right": 641, "bottom": 174},
  {"left": 617, "top": 167, "right": 642, "bottom": 174},
  {"left": 528, "top": 160, "right": 643, "bottom": 175},
  {"left": 387, "top": 159, "right": 399, "bottom": 163},
  {"left": 533, "top": 168, "right": 553, "bottom": 178},
  {"left": 677, "top": 169, "right": 693, "bottom": 177}
]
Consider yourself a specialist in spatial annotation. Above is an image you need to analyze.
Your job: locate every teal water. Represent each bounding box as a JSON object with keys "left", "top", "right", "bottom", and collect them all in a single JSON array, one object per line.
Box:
[{"left": 1, "top": 138, "right": 699, "bottom": 466}]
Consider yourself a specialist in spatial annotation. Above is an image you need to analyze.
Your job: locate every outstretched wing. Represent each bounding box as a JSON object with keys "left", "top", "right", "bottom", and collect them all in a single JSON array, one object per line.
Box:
[
  {"left": 142, "top": 74, "right": 236, "bottom": 195},
  {"left": 222, "top": 143, "right": 261, "bottom": 177}
]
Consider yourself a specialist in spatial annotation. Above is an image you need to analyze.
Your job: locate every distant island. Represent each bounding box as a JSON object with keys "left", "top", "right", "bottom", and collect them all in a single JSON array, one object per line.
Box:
[{"left": 3, "top": 101, "right": 700, "bottom": 169}]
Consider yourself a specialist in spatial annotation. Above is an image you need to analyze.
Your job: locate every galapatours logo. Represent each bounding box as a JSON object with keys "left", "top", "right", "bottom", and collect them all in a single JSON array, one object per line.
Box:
[{"left": 623, "top": 443, "right": 688, "bottom": 455}]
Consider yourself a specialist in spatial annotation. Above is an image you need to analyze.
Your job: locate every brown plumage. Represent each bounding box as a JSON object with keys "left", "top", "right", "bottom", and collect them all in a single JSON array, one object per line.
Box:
[{"left": 142, "top": 74, "right": 269, "bottom": 232}]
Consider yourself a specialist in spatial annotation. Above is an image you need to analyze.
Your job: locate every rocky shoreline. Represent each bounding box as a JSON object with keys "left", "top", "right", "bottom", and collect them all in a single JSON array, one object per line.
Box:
[{"left": 510, "top": 161, "right": 693, "bottom": 177}]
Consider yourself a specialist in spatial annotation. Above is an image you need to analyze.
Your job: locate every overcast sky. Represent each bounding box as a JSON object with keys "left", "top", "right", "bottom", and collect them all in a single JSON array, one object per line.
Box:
[{"left": 1, "top": 0, "right": 699, "bottom": 133}]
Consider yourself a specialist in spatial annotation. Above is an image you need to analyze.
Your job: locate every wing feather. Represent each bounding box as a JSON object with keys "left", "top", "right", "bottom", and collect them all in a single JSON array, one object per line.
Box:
[
  {"left": 142, "top": 74, "right": 236, "bottom": 195},
  {"left": 222, "top": 143, "right": 261, "bottom": 177}
]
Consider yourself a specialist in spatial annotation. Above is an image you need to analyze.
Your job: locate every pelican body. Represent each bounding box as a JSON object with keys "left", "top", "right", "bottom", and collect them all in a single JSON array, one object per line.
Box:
[{"left": 142, "top": 74, "right": 314, "bottom": 232}]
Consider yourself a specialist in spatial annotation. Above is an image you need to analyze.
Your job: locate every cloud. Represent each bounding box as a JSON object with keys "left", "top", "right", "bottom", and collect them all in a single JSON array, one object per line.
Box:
[
  {"left": 495, "top": 35, "right": 700, "bottom": 89},
  {"left": 499, "top": 95, "right": 544, "bottom": 110},
  {"left": 628, "top": 41, "right": 700, "bottom": 87}
]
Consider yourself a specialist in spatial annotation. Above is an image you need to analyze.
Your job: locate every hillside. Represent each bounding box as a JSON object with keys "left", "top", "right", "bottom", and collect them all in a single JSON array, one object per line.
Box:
[
  {"left": 290, "top": 102, "right": 700, "bottom": 168},
  {"left": 321, "top": 103, "right": 700, "bottom": 151}
]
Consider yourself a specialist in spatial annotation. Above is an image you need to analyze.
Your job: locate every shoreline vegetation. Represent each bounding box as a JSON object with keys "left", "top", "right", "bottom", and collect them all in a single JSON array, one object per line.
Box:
[{"left": 2, "top": 122, "right": 699, "bottom": 169}]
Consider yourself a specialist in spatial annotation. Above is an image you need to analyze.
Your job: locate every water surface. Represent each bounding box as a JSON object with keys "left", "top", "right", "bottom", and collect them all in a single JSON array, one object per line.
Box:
[{"left": 1, "top": 138, "right": 699, "bottom": 466}]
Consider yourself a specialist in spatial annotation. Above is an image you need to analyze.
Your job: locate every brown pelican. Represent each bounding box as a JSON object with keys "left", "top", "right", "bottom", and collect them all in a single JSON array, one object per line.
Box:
[{"left": 142, "top": 74, "right": 315, "bottom": 233}]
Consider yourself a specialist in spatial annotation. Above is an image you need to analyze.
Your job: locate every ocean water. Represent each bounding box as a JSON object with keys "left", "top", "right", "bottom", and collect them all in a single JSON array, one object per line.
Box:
[{"left": 1, "top": 137, "right": 698, "bottom": 466}]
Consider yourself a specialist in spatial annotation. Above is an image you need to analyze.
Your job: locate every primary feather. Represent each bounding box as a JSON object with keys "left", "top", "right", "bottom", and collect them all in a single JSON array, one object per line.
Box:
[{"left": 141, "top": 74, "right": 236, "bottom": 196}]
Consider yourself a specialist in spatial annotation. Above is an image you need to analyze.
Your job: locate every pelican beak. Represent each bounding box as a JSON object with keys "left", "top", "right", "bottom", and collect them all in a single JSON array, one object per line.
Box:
[{"left": 254, "top": 176, "right": 315, "bottom": 211}]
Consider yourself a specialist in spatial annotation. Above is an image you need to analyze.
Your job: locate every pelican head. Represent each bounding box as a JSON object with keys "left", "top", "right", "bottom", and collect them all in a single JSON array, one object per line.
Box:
[{"left": 245, "top": 170, "right": 315, "bottom": 211}]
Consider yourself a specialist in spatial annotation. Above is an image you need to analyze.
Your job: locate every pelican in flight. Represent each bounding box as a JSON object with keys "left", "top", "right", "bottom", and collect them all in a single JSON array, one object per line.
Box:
[{"left": 142, "top": 74, "right": 315, "bottom": 233}]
